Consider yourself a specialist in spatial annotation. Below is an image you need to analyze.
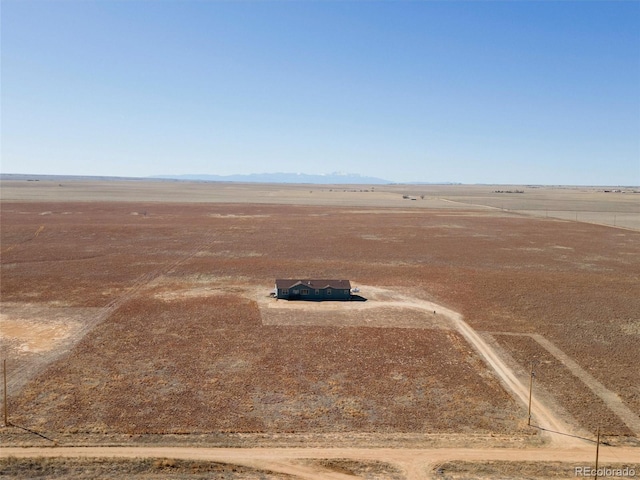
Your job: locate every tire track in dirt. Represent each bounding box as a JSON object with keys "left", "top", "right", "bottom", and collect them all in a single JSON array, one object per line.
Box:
[
  {"left": 450, "top": 316, "right": 583, "bottom": 446},
  {"left": 4, "top": 230, "right": 218, "bottom": 395},
  {"left": 346, "top": 287, "right": 586, "bottom": 446},
  {"left": 1, "top": 225, "right": 45, "bottom": 254},
  {"left": 494, "top": 332, "right": 640, "bottom": 437},
  {"left": 530, "top": 334, "right": 640, "bottom": 436}
]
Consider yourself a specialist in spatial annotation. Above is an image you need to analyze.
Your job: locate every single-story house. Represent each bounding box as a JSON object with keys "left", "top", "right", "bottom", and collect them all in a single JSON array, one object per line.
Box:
[{"left": 275, "top": 279, "right": 352, "bottom": 301}]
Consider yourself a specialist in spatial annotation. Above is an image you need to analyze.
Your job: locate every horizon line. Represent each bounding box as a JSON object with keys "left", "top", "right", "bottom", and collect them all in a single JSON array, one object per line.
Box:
[{"left": 1, "top": 173, "right": 638, "bottom": 189}]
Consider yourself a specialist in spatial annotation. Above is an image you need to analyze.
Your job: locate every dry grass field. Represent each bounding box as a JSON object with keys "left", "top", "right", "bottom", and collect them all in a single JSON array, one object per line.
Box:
[
  {"left": 2, "top": 178, "right": 638, "bottom": 229},
  {"left": 0, "top": 456, "right": 296, "bottom": 480},
  {"left": 1, "top": 179, "right": 639, "bottom": 477},
  {"left": 1, "top": 201, "right": 521, "bottom": 436}
]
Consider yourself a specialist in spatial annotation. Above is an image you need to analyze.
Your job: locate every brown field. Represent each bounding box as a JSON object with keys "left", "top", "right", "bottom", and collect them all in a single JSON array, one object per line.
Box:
[
  {"left": 0, "top": 456, "right": 297, "bottom": 480},
  {"left": 1, "top": 179, "right": 639, "bottom": 478},
  {"left": 2, "top": 179, "right": 639, "bottom": 229}
]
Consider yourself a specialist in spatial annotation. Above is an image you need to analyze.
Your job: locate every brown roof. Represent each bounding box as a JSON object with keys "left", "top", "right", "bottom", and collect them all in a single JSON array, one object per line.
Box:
[{"left": 275, "top": 279, "right": 351, "bottom": 290}]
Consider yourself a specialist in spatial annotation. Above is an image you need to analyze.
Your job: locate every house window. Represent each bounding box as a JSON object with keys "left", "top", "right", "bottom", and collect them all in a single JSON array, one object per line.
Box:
[
  {"left": 315, "top": 289, "right": 320, "bottom": 295},
  {"left": 327, "top": 289, "right": 332, "bottom": 295},
  {"left": 301, "top": 289, "right": 309, "bottom": 295},
  {"left": 345, "top": 289, "right": 349, "bottom": 294},
  {"left": 282, "top": 289, "right": 288, "bottom": 295},
  {"left": 293, "top": 289, "right": 299, "bottom": 294}
]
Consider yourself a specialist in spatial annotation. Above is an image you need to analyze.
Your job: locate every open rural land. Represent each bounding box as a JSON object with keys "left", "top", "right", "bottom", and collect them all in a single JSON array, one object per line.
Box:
[{"left": 1, "top": 179, "right": 639, "bottom": 479}]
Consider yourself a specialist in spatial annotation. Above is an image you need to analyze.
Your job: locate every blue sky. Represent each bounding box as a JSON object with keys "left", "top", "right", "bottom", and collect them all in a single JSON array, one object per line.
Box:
[{"left": 2, "top": 1, "right": 639, "bottom": 185}]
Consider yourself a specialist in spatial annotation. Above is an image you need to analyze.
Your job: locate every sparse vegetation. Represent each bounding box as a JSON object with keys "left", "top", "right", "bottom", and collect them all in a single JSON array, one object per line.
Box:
[
  {"left": 432, "top": 461, "right": 640, "bottom": 479},
  {"left": 2, "top": 200, "right": 638, "bottom": 438},
  {"left": 305, "top": 458, "right": 404, "bottom": 479},
  {"left": 1, "top": 182, "right": 639, "bottom": 478},
  {"left": 0, "top": 456, "right": 291, "bottom": 479}
]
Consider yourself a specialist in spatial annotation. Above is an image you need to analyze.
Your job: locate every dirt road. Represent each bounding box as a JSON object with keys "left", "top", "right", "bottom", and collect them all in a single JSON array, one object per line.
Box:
[
  {"left": 2, "top": 445, "right": 638, "bottom": 480},
  {"left": 447, "top": 314, "right": 582, "bottom": 445},
  {"left": 324, "top": 287, "right": 586, "bottom": 446}
]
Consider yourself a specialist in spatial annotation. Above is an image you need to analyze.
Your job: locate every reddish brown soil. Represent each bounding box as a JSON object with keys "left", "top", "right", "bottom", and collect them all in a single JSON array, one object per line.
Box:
[
  {"left": 11, "top": 294, "right": 519, "bottom": 434},
  {"left": 493, "top": 334, "right": 633, "bottom": 436},
  {"left": 1, "top": 202, "right": 638, "bottom": 436}
]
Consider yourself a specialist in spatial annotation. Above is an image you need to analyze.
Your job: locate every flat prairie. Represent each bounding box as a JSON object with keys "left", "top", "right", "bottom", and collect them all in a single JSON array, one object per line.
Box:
[
  {"left": 2, "top": 178, "right": 638, "bottom": 229},
  {"left": 1, "top": 179, "right": 639, "bottom": 450}
]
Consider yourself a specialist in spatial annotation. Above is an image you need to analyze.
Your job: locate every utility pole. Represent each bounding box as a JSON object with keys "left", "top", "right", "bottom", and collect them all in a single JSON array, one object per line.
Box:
[
  {"left": 594, "top": 426, "right": 601, "bottom": 480},
  {"left": 3, "top": 359, "right": 7, "bottom": 427},
  {"left": 527, "top": 363, "right": 535, "bottom": 426}
]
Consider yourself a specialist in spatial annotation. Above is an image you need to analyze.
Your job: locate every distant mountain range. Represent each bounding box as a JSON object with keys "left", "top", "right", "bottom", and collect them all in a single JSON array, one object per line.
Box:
[
  {"left": 151, "top": 172, "right": 392, "bottom": 184},
  {"left": 1, "top": 172, "right": 461, "bottom": 185}
]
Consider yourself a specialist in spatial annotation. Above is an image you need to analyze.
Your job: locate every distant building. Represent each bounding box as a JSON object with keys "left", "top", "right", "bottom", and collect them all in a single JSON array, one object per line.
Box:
[{"left": 275, "top": 279, "right": 352, "bottom": 301}]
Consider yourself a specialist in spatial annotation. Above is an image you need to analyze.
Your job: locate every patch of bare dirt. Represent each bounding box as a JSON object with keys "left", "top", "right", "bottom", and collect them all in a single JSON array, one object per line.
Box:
[
  {"left": 256, "top": 285, "right": 454, "bottom": 330},
  {"left": 0, "top": 303, "right": 103, "bottom": 394},
  {"left": 0, "top": 302, "right": 99, "bottom": 342}
]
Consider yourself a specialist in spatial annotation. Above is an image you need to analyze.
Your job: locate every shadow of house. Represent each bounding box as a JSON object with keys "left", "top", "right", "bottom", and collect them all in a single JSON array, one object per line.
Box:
[
  {"left": 349, "top": 294, "right": 368, "bottom": 302},
  {"left": 275, "top": 279, "right": 352, "bottom": 301}
]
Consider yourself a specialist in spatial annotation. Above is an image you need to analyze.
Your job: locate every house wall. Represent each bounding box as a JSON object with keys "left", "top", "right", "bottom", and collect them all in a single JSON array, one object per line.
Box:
[
  {"left": 277, "top": 285, "right": 350, "bottom": 300},
  {"left": 318, "top": 287, "right": 350, "bottom": 300}
]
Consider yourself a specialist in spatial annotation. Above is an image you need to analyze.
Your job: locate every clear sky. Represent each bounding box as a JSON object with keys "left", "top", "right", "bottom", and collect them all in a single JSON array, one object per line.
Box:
[{"left": 2, "top": 1, "right": 639, "bottom": 185}]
